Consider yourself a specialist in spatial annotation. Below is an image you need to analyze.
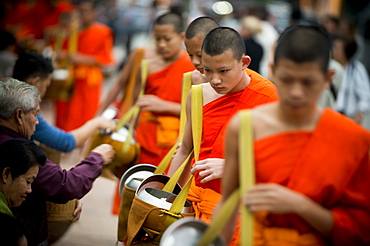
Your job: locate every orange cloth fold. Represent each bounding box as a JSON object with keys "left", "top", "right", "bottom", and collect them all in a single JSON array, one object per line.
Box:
[
  {"left": 252, "top": 109, "right": 370, "bottom": 245},
  {"left": 134, "top": 50, "right": 194, "bottom": 166},
  {"left": 193, "top": 72, "right": 278, "bottom": 193},
  {"left": 188, "top": 72, "right": 277, "bottom": 245}
]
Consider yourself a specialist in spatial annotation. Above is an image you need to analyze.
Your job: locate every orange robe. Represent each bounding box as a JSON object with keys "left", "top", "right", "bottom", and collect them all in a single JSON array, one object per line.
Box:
[
  {"left": 188, "top": 71, "right": 277, "bottom": 245},
  {"left": 112, "top": 50, "right": 194, "bottom": 215},
  {"left": 56, "top": 22, "right": 114, "bottom": 131},
  {"left": 251, "top": 108, "right": 370, "bottom": 246},
  {"left": 134, "top": 50, "right": 195, "bottom": 166}
]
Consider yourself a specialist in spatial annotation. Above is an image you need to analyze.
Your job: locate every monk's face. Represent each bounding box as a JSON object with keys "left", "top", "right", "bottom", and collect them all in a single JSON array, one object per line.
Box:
[
  {"left": 153, "top": 24, "right": 184, "bottom": 60},
  {"left": 202, "top": 49, "right": 250, "bottom": 94},
  {"left": 79, "top": 2, "right": 96, "bottom": 26},
  {"left": 185, "top": 34, "right": 204, "bottom": 73},
  {"left": 271, "top": 58, "right": 333, "bottom": 116}
]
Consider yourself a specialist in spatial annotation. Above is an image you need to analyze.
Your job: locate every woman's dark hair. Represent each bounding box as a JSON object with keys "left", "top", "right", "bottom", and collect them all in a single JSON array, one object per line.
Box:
[{"left": 0, "top": 138, "right": 47, "bottom": 178}]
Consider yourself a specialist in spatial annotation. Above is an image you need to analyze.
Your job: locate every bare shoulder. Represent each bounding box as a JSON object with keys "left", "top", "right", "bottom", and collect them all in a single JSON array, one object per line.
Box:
[
  {"left": 252, "top": 103, "right": 282, "bottom": 140},
  {"left": 202, "top": 83, "right": 224, "bottom": 105},
  {"left": 191, "top": 70, "right": 208, "bottom": 85},
  {"left": 143, "top": 46, "right": 159, "bottom": 59}
]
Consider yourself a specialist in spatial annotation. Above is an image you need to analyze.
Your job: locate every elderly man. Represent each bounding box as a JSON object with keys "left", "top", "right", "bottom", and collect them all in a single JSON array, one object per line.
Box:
[{"left": 0, "top": 78, "right": 115, "bottom": 246}]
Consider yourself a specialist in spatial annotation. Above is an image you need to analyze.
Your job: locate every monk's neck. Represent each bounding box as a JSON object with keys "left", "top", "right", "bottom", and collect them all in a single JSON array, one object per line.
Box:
[
  {"left": 228, "top": 72, "right": 251, "bottom": 94},
  {"left": 276, "top": 105, "right": 323, "bottom": 131},
  {"left": 163, "top": 52, "right": 182, "bottom": 65},
  {"left": 80, "top": 22, "right": 93, "bottom": 31}
]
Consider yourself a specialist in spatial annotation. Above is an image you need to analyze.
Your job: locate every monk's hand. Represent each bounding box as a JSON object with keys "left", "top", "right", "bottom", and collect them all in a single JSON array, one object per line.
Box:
[
  {"left": 191, "top": 158, "right": 224, "bottom": 183},
  {"left": 243, "top": 183, "right": 307, "bottom": 214},
  {"left": 135, "top": 95, "right": 167, "bottom": 112},
  {"left": 71, "top": 200, "right": 82, "bottom": 223}
]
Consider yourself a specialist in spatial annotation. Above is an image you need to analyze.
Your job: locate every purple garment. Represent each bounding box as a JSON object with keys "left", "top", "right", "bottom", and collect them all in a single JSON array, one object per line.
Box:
[
  {"left": 0, "top": 125, "right": 104, "bottom": 245},
  {"left": 0, "top": 126, "right": 103, "bottom": 203}
]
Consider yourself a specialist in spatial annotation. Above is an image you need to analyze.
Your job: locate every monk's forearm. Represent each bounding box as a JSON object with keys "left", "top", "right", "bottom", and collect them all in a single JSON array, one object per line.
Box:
[
  {"left": 296, "top": 195, "right": 333, "bottom": 235},
  {"left": 162, "top": 101, "right": 181, "bottom": 116}
]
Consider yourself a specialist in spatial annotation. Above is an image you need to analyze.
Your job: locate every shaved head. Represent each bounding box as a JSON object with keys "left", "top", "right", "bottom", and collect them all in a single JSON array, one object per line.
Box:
[
  {"left": 275, "top": 25, "right": 331, "bottom": 72},
  {"left": 154, "top": 12, "right": 184, "bottom": 34},
  {"left": 202, "top": 27, "right": 245, "bottom": 60},
  {"left": 185, "top": 16, "right": 220, "bottom": 39}
]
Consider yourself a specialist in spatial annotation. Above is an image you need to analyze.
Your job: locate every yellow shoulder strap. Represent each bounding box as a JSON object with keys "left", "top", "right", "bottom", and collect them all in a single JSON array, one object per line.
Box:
[
  {"left": 119, "top": 59, "right": 149, "bottom": 154},
  {"left": 162, "top": 84, "right": 203, "bottom": 226},
  {"left": 239, "top": 110, "right": 255, "bottom": 246},
  {"left": 196, "top": 110, "right": 255, "bottom": 246},
  {"left": 154, "top": 71, "right": 193, "bottom": 175},
  {"left": 118, "top": 48, "right": 145, "bottom": 114}
]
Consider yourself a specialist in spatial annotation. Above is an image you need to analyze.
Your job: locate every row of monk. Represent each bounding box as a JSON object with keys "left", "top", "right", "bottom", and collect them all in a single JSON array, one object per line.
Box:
[{"left": 0, "top": 7, "right": 369, "bottom": 246}]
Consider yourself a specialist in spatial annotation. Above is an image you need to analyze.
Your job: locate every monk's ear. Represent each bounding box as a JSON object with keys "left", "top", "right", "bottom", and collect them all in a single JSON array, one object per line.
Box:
[
  {"left": 179, "top": 32, "right": 185, "bottom": 40},
  {"left": 268, "top": 61, "right": 275, "bottom": 81},
  {"left": 241, "top": 56, "right": 251, "bottom": 70},
  {"left": 324, "top": 69, "right": 335, "bottom": 89}
]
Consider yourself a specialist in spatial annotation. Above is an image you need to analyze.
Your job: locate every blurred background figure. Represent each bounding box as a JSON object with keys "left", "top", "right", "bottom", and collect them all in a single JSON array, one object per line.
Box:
[
  {"left": 333, "top": 35, "right": 370, "bottom": 124},
  {"left": 0, "top": 30, "right": 18, "bottom": 79},
  {"left": 240, "top": 15, "right": 263, "bottom": 73}
]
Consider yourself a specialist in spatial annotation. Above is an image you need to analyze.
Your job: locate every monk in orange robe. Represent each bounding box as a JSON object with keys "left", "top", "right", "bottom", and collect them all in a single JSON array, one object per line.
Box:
[
  {"left": 111, "top": 13, "right": 194, "bottom": 215},
  {"left": 169, "top": 27, "right": 278, "bottom": 246},
  {"left": 221, "top": 25, "right": 370, "bottom": 245},
  {"left": 55, "top": 0, "right": 114, "bottom": 131},
  {"left": 134, "top": 13, "right": 194, "bottom": 166}
]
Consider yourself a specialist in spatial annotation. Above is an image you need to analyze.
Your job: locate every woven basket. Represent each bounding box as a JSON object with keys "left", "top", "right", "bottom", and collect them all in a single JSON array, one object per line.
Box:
[
  {"left": 46, "top": 199, "right": 77, "bottom": 223},
  {"left": 33, "top": 141, "right": 77, "bottom": 223}
]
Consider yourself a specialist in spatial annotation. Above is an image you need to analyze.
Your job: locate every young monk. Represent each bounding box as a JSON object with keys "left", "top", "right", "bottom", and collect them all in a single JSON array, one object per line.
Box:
[
  {"left": 134, "top": 12, "right": 195, "bottom": 166},
  {"left": 111, "top": 12, "right": 194, "bottom": 216},
  {"left": 168, "top": 27, "right": 277, "bottom": 245},
  {"left": 56, "top": 0, "right": 114, "bottom": 131},
  {"left": 220, "top": 25, "right": 370, "bottom": 245},
  {"left": 184, "top": 16, "right": 269, "bottom": 86}
]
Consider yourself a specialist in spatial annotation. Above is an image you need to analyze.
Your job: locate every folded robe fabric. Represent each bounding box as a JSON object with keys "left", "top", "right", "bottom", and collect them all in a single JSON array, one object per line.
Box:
[
  {"left": 188, "top": 69, "right": 278, "bottom": 245},
  {"left": 251, "top": 109, "right": 370, "bottom": 245},
  {"left": 134, "top": 50, "right": 194, "bottom": 166}
]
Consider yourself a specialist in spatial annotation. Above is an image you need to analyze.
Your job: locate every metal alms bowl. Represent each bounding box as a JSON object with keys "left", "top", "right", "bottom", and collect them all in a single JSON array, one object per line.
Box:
[
  {"left": 119, "top": 164, "right": 157, "bottom": 196},
  {"left": 136, "top": 174, "right": 182, "bottom": 196},
  {"left": 160, "top": 217, "right": 226, "bottom": 246},
  {"left": 137, "top": 188, "right": 193, "bottom": 213}
]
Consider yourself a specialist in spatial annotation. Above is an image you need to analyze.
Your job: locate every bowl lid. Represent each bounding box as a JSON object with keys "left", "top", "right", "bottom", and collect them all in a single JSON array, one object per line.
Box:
[{"left": 119, "top": 164, "right": 157, "bottom": 196}]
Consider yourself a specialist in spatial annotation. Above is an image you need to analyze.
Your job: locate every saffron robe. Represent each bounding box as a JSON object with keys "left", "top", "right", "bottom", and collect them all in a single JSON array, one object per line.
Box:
[
  {"left": 188, "top": 71, "right": 277, "bottom": 216},
  {"left": 188, "top": 72, "right": 277, "bottom": 245},
  {"left": 56, "top": 22, "right": 114, "bottom": 131},
  {"left": 134, "top": 50, "right": 194, "bottom": 166},
  {"left": 250, "top": 108, "right": 370, "bottom": 246}
]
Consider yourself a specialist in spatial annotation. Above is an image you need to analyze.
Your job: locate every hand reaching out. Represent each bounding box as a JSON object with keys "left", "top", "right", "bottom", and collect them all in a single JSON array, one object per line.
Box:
[{"left": 91, "top": 144, "right": 115, "bottom": 165}]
